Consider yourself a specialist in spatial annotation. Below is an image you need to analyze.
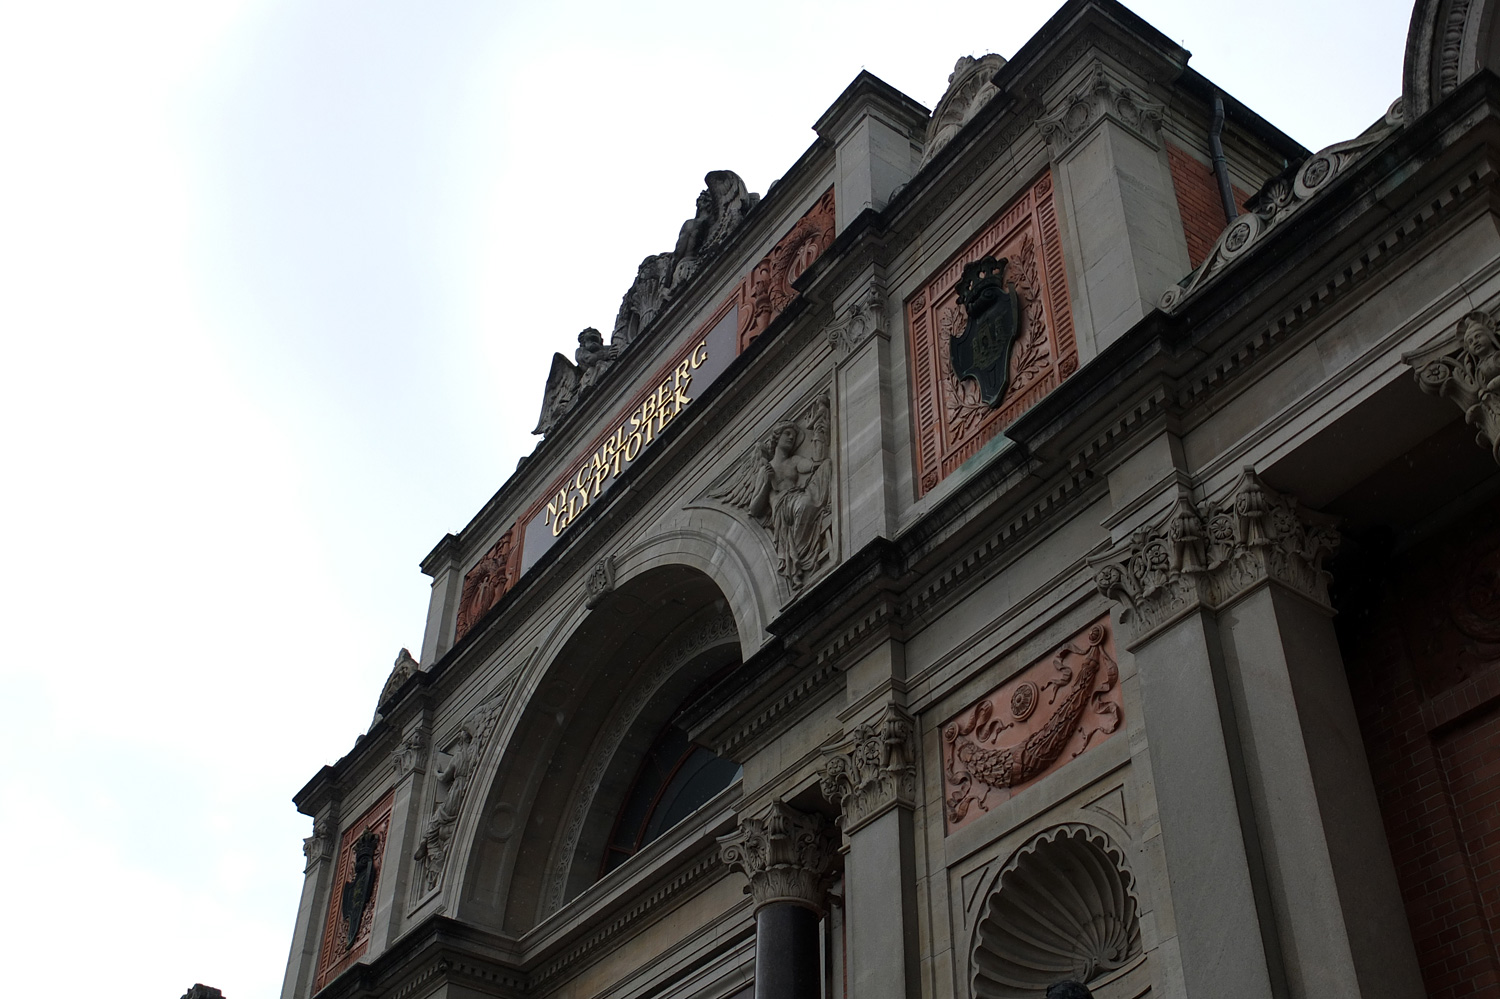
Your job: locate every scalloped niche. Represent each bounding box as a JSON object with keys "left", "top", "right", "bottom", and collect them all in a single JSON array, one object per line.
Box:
[{"left": 971, "top": 825, "right": 1142, "bottom": 998}]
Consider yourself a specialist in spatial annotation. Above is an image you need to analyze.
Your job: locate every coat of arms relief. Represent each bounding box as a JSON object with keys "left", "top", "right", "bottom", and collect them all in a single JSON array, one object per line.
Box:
[{"left": 701, "top": 392, "right": 834, "bottom": 593}]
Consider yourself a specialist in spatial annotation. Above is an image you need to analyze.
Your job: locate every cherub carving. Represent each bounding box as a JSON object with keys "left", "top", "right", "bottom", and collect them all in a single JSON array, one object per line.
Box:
[
  {"left": 532, "top": 328, "right": 620, "bottom": 436},
  {"left": 708, "top": 396, "right": 832, "bottom": 590}
]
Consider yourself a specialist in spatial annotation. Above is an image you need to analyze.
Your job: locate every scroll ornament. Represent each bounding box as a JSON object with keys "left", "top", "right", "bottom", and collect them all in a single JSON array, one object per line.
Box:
[
  {"left": 707, "top": 393, "right": 833, "bottom": 592},
  {"left": 1088, "top": 468, "right": 1338, "bottom": 644},
  {"left": 412, "top": 680, "right": 514, "bottom": 894},
  {"left": 1160, "top": 98, "right": 1404, "bottom": 313},
  {"left": 718, "top": 800, "right": 838, "bottom": 915},
  {"left": 1403, "top": 309, "right": 1500, "bottom": 465},
  {"left": 819, "top": 704, "right": 917, "bottom": 832}
]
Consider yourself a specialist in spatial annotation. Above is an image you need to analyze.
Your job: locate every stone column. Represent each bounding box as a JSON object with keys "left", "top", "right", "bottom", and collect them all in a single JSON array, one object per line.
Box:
[
  {"left": 279, "top": 802, "right": 338, "bottom": 999},
  {"left": 719, "top": 800, "right": 838, "bottom": 999},
  {"left": 819, "top": 703, "right": 919, "bottom": 999},
  {"left": 367, "top": 718, "right": 428, "bottom": 955},
  {"left": 1090, "top": 467, "right": 1423, "bottom": 999},
  {"left": 1037, "top": 60, "right": 1191, "bottom": 362}
]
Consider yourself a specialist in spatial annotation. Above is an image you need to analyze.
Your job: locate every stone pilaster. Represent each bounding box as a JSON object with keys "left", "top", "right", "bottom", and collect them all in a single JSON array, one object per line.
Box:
[
  {"left": 830, "top": 273, "right": 898, "bottom": 552},
  {"left": 368, "top": 718, "right": 429, "bottom": 955},
  {"left": 419, "top": 534, "right": 463, "bottom": 666},
  {"left": 812, "top": 74, "right": 927, "bottom": 235},
  {"left": 280, "top": 802, "right": 339, "bottom": 999},
  {"left": 1091, "top": 467, "right": 1423, "bottom": 999},
  {"left": 1038, "top": 59, "right": 1190, "bottom": 361},
  {"left": 819, "top": 703, "right": 920, "bottom": 999}
]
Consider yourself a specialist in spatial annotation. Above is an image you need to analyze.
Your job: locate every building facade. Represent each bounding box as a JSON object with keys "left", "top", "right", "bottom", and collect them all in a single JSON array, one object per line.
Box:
[{"left": 278, "top": 2, "right": 1500, "bottom": 998}]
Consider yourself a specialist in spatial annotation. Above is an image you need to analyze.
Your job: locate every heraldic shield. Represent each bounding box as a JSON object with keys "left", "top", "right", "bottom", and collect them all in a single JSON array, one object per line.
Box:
[{"left": 949, "top": 255, "right": 1022, "bottom": 407}]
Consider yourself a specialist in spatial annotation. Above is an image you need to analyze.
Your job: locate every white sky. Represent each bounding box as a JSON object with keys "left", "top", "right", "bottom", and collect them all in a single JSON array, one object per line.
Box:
[{"left": 0, "top": 1, "right": 1410, "bottom": 996}]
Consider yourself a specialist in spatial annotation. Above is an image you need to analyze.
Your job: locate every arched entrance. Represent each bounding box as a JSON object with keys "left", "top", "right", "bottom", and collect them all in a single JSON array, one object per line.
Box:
[{"left": 457, "top": 564, "right": 743, "bottom": 933}]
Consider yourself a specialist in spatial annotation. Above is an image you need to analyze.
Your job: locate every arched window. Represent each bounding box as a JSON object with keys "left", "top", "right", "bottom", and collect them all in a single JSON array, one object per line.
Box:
[{"left": 602, "top": 718, "right": 740, "bottom": 875}]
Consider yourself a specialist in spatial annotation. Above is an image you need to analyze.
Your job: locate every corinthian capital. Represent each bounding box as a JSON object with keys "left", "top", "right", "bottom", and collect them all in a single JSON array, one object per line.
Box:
[
  {"left": 718, "top": 800, "right": 837, "bottom": 915},
  {"left": 819, "top": 703, "right": 917, "bottom": 833},
  {"left": 1088, "top": 468, "right": 1338, "bottom": 646}
]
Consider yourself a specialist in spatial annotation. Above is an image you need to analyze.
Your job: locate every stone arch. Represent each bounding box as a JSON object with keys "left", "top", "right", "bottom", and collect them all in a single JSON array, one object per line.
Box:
[
  {"left": 971, "top": 824, "right": 1143, "bottom": 998},
  {"left": 451, "top": 563, "right": 744, "bottom": 934},
  {"left": 1404, "top": 0, "right": 1500, "bottom": 117},
  {"left": 611, "top": 517, "right": 782, "bottom": 655}
]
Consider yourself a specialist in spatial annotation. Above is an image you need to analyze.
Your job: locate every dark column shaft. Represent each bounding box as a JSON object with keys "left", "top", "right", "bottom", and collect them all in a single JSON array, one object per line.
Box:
[{"left": 755, "top": 903, "right": 821, "bottom": 999}]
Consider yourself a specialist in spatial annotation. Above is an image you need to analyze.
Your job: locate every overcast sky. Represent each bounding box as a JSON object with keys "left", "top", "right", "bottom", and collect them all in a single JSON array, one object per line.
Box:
[{"left": 0, "top": 1, "right": 1410, "bottom": 996}]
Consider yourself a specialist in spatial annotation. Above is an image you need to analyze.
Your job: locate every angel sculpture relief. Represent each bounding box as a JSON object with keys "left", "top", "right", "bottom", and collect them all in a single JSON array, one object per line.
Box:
[{"left": 709, "top": 397, "right": 833, "bottom": 590}]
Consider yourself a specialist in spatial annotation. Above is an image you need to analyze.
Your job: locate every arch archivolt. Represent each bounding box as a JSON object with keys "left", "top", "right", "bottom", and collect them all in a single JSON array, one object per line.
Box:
[
  {"left": 537, "top": 605, "right": 739, "bottom": 918},
  {"left": 1405, "top": 0, "right": 1500, "bottom": 116},
  {"left": 445, "top": 550, "right": 750, "bottom": 933}
]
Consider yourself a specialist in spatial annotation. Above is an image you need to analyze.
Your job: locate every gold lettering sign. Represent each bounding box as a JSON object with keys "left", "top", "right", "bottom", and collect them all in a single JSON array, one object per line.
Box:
[
  {"left": 518, "top": 303, "right": 739, "bottom": 576},
  {"left": 543, "top": 343, "right": 707, "bottom": 537}
]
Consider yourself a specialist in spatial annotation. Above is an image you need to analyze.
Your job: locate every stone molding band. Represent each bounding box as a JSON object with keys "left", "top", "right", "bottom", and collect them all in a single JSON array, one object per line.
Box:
[{"left": 1088, "top": 467, "right": 1339, "bottom": 647}]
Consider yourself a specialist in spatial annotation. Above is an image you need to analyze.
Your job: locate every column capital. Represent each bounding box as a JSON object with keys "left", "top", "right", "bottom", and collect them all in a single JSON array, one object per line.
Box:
[
  {"left": 1089, "top": 467, "right": 1339, "bottom": 647},
  {"left": 302, "top": 815, "right": 336, "bottom": 873},
  {"left": 718, "top": 800, "right": 838, "bottom": 915},
  {"left": 818, "top": 703, "right": 917, "bottom": 834},
  {"left": 1404, "top": 308, "right": 1500, "bottom": 465}
]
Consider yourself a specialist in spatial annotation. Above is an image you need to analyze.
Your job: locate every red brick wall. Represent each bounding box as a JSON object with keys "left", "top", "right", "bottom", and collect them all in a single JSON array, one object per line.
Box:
[
  {"left": 1342, "top": 505, "right": 1500, "bottom": 999},
  {"left": 1166, "top": 142, "right": 1248, "bottom": 269}
]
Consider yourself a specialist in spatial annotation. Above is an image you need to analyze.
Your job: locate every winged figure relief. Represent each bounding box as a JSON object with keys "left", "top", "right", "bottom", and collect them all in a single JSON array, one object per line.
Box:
[{"left": 708, "top": 396, "right": 832, "bottom": 590}]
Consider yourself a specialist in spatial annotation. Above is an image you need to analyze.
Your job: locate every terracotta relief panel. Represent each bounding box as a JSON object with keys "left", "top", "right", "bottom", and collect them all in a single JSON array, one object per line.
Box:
[
  {"left": 313, "top": 790, "right": 394, "bottom": 993},
  {"left": 942, "top": 617, "right": 1121, "bottom": 834},
  {"left": 738, "top": 187, "right": 837, "bottom": 351},
  {"left": 454, "top": 527, "right": 517, "bottom": 643},
  {"left": 908, "top": 170, "right": 1077, "bottom": 497}
]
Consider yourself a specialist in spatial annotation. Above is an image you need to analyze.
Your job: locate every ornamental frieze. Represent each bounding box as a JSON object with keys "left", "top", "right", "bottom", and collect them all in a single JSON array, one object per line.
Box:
[
  {"left": 1088, "top": 468, "right": 1339, "bottom": 647},
  {"left": 908, "top": 170, "right": 1077, "bottom": 496},
  {"left": 455, "top": 530, "right": 515, "bottom": 643},
  {"left": 942, "top": 618, "right": 1122, "bottom": 833}
]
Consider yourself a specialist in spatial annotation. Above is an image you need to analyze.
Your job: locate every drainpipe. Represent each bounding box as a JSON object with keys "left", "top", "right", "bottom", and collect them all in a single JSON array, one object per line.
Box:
[{"left": 1210, "top": 93, "right": 1238, "bottom": 222}]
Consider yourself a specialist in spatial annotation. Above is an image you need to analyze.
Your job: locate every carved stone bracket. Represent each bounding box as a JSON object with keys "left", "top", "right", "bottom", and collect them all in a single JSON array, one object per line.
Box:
[
  {"left": 1088, "top": 468, "right": 1339, "bottom": 647},
  {"left": 718, "top": 800, "right": 838, "bottom": 915},
  {"left": 1403, "top": 309, "right": 1500, "bottom": 465},
  {"left": 827, "top": 284, "right": 888, "bottom": 357},
  {"left": 1160, "top": 99, "right": 1403, "bottom": 313},
  {"left": 819, "top": 703, "right": 917, "bottom": 834},
  {"left": 394, "top": 724, "right": 428, "bottom": 780},
  {"left": 584, "top": 554, "right": 617, "bottom": 608},
  {"left": 412, "top": 679, "right": 515, "bottom": 897},
  {"left": 1035, "top": 62, "right": 1164, "bottom": 156},
  {"left": 302, "top": 816, "right": 334, "bottom": 872}
]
